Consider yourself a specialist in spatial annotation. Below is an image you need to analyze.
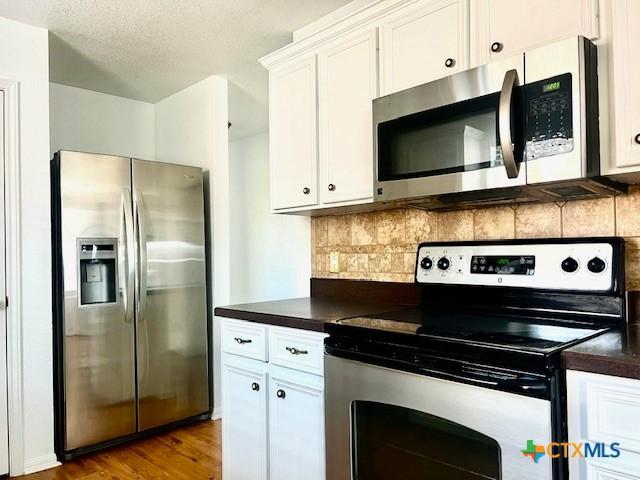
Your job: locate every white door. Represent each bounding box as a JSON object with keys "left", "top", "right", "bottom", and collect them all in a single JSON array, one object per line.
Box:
[
  {"left": 269, "top": 370, "right": 325, "bottom": 480},
  {"left": 0, "top": 90, "right": 8, "bottom": 476},
  {"left": 222, "top": 357, "right": 268, "bottom": 480},
  {"left": 318, "top": 29, "right": 377, "bottom": 205},
  {"left": 472, "top": 0, "right": 599, "bottom": 65},
  {"left": 269, "top": 56, "right": 319, "bottom": 210},
  {"left": 379, "top": 0, "right": 469, "bottom": 95},
  {"left": 610, "top": 0, "right": 640, "bottom": 170}
]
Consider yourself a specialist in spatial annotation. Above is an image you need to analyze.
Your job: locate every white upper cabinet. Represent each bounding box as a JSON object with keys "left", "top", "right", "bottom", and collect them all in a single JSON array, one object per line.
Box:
[
  {"left": 318, "top": 29, "right": 378, "bottom": 205},
  {"left": 471, "top": 0, "right": 599, "bottom": 66},
  {"left": 269, "top": 56, "right": 318, "bottom": 210},
  {"left": 379, "top": 0, "right": 469, "bottom": 95},
  {"left": 608, "top": 0, "right": 640, "bottom": 172}
]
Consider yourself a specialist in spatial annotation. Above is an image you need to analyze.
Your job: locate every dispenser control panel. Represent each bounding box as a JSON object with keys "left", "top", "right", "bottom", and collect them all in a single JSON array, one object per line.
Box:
[{"left": 77, "top": 238, "right": 118, "bottom": 307}]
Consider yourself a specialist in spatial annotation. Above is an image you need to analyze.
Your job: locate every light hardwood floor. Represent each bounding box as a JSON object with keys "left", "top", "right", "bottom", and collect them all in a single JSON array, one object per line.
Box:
[{"left": 15, "top": 419, "right": 221, "bottom": 479}]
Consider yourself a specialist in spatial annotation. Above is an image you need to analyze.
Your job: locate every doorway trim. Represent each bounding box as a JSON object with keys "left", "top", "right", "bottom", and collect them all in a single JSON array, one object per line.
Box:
[{"left": 0, "top": 78, "right": 25, "bottom": 476}]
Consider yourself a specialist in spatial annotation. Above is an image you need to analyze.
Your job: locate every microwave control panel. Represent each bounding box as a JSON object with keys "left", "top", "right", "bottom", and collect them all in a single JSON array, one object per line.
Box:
[{"left": 525, "top": 73, "right": 573, "bottom": 160}]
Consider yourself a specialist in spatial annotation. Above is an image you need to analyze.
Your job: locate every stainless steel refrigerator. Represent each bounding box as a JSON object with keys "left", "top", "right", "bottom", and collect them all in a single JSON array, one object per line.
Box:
[{"left": 51, "top": 151, "right": 211, "bottom": 460}]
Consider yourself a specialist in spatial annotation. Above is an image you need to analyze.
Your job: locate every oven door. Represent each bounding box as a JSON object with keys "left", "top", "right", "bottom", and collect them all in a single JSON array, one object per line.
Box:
[
  {"left": 325, "top": 354, "right": 553, "bottom": 480},
  {"left": 373, "top": 55, "right": 526, "bottom": 203}
]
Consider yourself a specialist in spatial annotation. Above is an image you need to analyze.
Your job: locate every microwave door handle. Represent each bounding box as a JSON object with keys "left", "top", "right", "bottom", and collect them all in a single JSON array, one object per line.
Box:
[{"left": 498, "top": 69, "right": 521, "bottom": 179}]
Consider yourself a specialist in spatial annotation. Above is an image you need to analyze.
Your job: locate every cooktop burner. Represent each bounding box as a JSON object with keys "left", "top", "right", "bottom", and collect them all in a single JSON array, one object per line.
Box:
[{"left": 338, "top": 307, "right": 608, "bottom": 353}]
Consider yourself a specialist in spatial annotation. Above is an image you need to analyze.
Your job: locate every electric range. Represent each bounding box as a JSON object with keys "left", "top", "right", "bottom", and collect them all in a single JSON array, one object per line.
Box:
[{"left": 324, "top": 238, "right": 626, "bottom": 480}]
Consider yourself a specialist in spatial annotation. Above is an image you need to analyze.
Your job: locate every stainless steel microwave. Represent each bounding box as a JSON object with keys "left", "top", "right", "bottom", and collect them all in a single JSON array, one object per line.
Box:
[{"left": 373, "top": 36, "right": 624, "bottom": 208}]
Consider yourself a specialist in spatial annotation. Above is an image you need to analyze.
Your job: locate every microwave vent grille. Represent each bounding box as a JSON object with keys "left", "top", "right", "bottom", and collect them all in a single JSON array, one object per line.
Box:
[{"left": 539, "top": 185, "right": 599, "bottom": 199}]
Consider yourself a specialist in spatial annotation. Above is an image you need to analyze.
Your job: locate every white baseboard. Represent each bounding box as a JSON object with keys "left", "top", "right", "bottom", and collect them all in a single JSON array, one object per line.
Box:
[
  {"left": 22, "top": 453, "right": 60, "bottom": 475},
  {"left": 212, "top": 406, "right": 223, "bottom": 420}
]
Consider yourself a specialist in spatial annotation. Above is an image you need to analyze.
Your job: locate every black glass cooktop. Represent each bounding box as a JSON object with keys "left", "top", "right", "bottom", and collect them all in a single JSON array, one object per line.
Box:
[{"left": 336, "top": 307, "right": 608, "bottom": 354}]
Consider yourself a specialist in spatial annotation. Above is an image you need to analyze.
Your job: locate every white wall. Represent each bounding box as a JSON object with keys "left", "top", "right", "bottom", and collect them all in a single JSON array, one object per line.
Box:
[
  {"left": 229, "top": 132, "right": 310, "bottom": 304},
  {"left": 49, "top": 83, "right": 155, "bottom": 159},
  {"left": 155, "top": 76, "right": 229, "bottom": 418},
  {"left": 0, "top": 16, "right": 56, "bottom": 475}
]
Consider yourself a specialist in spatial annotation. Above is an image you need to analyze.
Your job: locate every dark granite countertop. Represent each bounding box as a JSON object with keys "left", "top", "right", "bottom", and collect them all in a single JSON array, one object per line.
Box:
[
  {"left": 214, "top": 297, "right": 409, "bottom": 332},
  {"left": 562, "top": 324, "right": 640, "bottom": 380}
]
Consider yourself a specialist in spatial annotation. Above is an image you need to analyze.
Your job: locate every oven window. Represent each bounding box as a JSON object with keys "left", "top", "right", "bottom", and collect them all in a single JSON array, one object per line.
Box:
[
  {"left": 352, "top": 401, "right": 501, "bottom": 480},
  {"left": 377, "top": 92, "right": 505, "bottom": 181}
]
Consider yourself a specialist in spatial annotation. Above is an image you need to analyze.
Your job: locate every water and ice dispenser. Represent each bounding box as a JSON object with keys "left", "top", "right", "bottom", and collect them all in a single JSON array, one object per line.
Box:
[{"left": 77, "top": 239, "right": 118, "bottom": 306}]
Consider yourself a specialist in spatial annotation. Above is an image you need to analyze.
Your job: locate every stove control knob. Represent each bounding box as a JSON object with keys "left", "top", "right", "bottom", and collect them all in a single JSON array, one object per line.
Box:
[
  {"left": 587, "top": 257, "right": 606, "bottom": 274},
  {"left": 561, "top": 257, "right": 579, "bottom": 273},
  {"left": 437, "top": 257, "right": 450, "bottom": 271},
  {"left": 420, "top": 257, "right": 433, "bottom": 270}
]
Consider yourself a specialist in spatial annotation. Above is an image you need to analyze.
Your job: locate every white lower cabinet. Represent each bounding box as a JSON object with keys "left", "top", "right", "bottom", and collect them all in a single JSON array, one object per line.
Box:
[
  {"left": 221, "top": 318, "right": 327, "bottom": 480},
  {"left": 222, "top": 356, "right": 269, "bottom": 480},
  {"left": 567, "top": 370, "right": 640, "bottom": 479},
  {"left": 269, "top": 367, "right": 325, "bottom": 480}
]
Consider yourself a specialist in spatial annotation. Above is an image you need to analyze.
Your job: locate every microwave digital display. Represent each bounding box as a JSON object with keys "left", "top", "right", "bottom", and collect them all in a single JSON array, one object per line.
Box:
[{"left": 542, "top": 81, "right": 561, "bottom": 93}]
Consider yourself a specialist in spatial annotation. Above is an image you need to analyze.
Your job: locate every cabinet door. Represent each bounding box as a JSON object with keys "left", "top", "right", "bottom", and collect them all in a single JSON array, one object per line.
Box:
[
  {"left": 585, "top": 462, "right": 640, "bottom": 479},
  {"left": 380, "top": 0, "right": 469, "bottom": 95},
  {"left": 318, "top": 29, "right": 377, "bottom": 205},
  {"left": 269, "top": 56, "right": 318, "bottom": 210},
  {"left": 472, "top": 0, "right": 599, "bottom": 65},
  {"left": 610, "top": 0, "right": 640, "bottom": 170},
  {"left": 222, "top": 357, "right": 268, "bottom": 480},
  {"left": 269, "top": 370, "right": 325, "bottom": 480}
]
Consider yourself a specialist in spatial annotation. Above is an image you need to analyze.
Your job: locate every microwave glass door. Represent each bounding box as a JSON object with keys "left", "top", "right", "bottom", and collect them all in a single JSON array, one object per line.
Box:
[
  {"left": 352, "top": 401, "right": 501, "bottom": 480},
  {"left": 373, "top": 57, "right": 527, "bottom": 202},
  {"left": 378, "top": 90, "right": 523, "bottom": 181}
]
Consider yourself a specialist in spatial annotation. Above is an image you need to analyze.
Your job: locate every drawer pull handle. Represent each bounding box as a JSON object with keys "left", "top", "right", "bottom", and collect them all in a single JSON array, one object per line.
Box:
[
  {"left": 234, "top": 337, "right": 253, "bottom": 345},
  {"left": 276, "top": 389, "right": 286, "bottom": 399},
  {"left": 286, "top": 346, "right": 308, "bottom": 355},
  {"left": 635, "top": 133, "right": 640, "bottom": 145},
  {"left": 251, "top": 382, "right": 260, "bottom": 392}
]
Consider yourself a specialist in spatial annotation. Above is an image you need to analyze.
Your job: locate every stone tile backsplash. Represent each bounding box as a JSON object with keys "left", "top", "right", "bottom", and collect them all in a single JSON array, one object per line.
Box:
[{"left": 311, "top": 186, "right": 640, "bottom": 290}]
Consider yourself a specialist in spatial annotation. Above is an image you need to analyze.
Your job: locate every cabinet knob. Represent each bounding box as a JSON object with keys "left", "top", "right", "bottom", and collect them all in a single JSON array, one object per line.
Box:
[
  {"left": 635, "top": 133, "right": 640, "bottom": 145},
  {"left": 444, "top": 58, "right": 456, "bottom": 68},
  {"left": 276, "top": 389, "right": 286, "bottom": 399},
  {"left": 491, "top": 42, "right": 504, "bottom": 53},
  {"left": 328, "top": 184, "right": 336, "bottom": 191},
  {"left": 303, "top": 187, "right": 310, "bottom": 195},
  {"left": 251, "top": 382, "right": 260, "bottom": 392}
]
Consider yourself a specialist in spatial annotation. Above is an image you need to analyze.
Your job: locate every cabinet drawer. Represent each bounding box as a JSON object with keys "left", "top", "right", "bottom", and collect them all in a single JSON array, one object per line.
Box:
[
  {"left": 221, "top": 319, "right": 268, "bottom": 362},
  {"left": 268, "top": 326, "right": 326, "bottom": 376}
]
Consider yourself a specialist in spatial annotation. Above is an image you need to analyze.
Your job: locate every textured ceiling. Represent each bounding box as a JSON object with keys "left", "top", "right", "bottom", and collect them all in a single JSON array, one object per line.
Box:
[{"left": 0, "top": 0, "right": 352, "bottom": 139}]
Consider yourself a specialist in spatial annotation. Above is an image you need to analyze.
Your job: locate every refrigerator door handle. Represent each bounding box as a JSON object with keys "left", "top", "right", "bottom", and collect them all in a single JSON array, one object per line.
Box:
[
  {"left": 122, "top": 189, "right": 135, "bottom": 324},
  {"left": 133, "top": 189, "right": 148, "bottom": 322}
]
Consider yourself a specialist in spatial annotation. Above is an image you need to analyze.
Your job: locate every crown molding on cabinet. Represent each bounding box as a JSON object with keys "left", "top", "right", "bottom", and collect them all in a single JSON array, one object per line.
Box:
[{"left": 259, "top": 0, "right": 424, "bottom": 69}]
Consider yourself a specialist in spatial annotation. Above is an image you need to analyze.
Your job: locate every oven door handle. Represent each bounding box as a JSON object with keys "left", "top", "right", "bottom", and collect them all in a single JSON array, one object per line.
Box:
[{"left": 498, "top": 69, "right": 521, "bottom": 179}]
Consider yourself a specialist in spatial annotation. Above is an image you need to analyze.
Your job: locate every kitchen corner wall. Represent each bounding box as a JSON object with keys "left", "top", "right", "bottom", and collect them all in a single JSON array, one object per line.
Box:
[
  {"left": 311, "top": 187, "right": 640, "bottom": 291},
  {"left": 1, "top": 15, "right": 55, "bottom": 475}
]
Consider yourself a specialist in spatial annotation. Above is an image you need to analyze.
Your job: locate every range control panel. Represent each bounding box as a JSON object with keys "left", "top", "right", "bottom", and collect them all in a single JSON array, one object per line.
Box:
[{"left": 416, "top": 241, "right": 615, "bottom": 291}]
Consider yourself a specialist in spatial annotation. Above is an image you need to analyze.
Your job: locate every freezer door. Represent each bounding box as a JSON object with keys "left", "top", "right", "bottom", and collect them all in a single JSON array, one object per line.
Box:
[
  {"left": 132, "top": 159, "right": 209, "bottom": 431},
  {"left": 58, "top": 151, "right": 136, "bottom": 451}
]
